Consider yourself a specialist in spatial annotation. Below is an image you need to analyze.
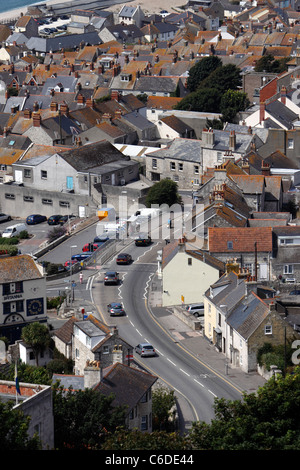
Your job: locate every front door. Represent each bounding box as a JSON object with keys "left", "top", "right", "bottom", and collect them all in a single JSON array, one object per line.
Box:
[
  {"left": 78, "top": 205, "right": 86, "bottom": 218},
  {"left": 66, "top": 176, "right": 73, "bottom": 190}
]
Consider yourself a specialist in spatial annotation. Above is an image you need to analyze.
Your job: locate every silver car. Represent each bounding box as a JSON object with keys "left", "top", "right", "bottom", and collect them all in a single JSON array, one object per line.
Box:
[{"left": 135, "top": 343, "right": 156, "bottom": 357}]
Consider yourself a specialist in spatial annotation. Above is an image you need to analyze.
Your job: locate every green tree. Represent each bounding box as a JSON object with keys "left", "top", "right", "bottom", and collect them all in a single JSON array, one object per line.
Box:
[
  {"left": 220, "top": 89, "right": 250, "bottom": 123},
  {"left": 189, "top": 367, "right": 300, "bottom": 450},
  {"left": 21, "top": 322, "right": 51, "bottom": 367},
  {"left": 187, "top": 56, "right": 222, "bottom": 92},
  {"left": 254, "top": 54, "right": 290, "bottom": 73},
  {"left": 201, "top": 63, "right": 242, "bottom": 94},
  {"left": 176, "top": 87, "right": 222, "bottom": 113},
  {"left": 146, "top": 179, "right": 181, "bottom": 207},
  {"left": 152, "top": 387, "right": 176, "bottom": 431},
  {"left": 0, "top": 401, "right": 41, "bottom": 450},
  {"left": 52, "top": 383, "right": 127, "bottom": 449}
]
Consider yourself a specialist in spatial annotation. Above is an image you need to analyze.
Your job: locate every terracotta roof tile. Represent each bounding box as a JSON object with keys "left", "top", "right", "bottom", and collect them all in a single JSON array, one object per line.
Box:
[{"left": 208, "top": 227, "right": 273, "bottom": 253}]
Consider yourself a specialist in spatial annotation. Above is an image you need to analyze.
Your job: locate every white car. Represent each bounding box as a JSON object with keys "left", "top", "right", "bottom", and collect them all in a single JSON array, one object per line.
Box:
[
  {"left": 135, "top": 343, "right": 156, "bottom": 357},
  {"left": 0, "top": 213, "right": 12, "bottom": 223}
]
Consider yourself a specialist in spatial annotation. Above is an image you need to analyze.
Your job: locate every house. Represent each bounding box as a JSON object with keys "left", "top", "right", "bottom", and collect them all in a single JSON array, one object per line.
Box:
[
  {"left": 155, "top": 114, "right": 195, "bottom": 140},
  {"left": 0, "top": 254, "right": 47, "bottom": 345},
  {"left": 99, "top": 24, "right": 143, "bottom": 45},
  {"left": 53, "top": 314, "right": 134, "bottom": 375},
  {"left": 272, "top": 226, "right": 300, "bottom": 283},
  {"left": 208, "top": 226, "right": 274, "bottom": 280},
  {"left": 146, "top": 138, "right": 203, "bottom": 186},
  {"left": 4, "top": 140, "right": 139, "bottom": 217},
  {"left": 53, "top": 360, "right": 157, "bottom": 432},
  {"left": 0, "top": 378, "right": 54, "bottom": 449},
  {"left": 162, "top": 238, "right": 224, "bottom": 306},
  {"left": 228, "top": 174, "right": 266, "bottom": 212},
  {"left": 118, "top": 5, "right": 145, "bottom": 28},
  {"left": 204, "top": 268, "right": 298, "bottom": 372},
  {"left": 14, "top": 15, "right": 39, "bottom": 38}
]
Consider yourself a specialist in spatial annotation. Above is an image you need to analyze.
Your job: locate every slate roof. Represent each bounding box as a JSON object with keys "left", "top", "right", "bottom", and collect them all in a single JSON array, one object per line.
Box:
[
  {"left": 227, "top": 292, "right": 269, "bottom": 340},
  {"left": 207, "top": 271, "right": 246, "bottom": 314},
  {"left": 266, "top": 100, "right": 299, "bottom": 130},
  {"left": 229, "top": 174, "right": 265, "bottom": 194},
  {"left": 209, "top": 227, "right": 273, "bottom": 253},
  {"left": 58, "top": 140, "right": 129, "bottom": 172},
  {"left": 147, "top": 137, "right": 202, "bottom": 162},
  {"left": 53, "top": 316, "right": 78, "bottom": 345},
  {"left": 0, "top": 254, "right": 43, "bottom": 283},
  {"left": 133, "top": 76, "right": 179, "bottom": 94},
  {"left": 25, "top": 32, "right": 102, "bottom": 54},
  {"left": 95, "top": 363, "right": 157, "bottom": 413}
]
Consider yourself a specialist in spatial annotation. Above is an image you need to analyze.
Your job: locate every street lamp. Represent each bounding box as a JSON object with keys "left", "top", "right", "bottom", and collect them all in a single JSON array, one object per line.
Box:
[{"left": 70, "top": 245, "right": 77, "bottom": 303}]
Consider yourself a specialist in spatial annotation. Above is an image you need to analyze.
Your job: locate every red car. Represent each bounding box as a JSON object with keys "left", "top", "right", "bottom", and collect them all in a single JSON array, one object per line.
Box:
[
  {"left": 116, "top": 253, "right": 132, "bottom": 265},
  {"left": 64, "top": 260, "right": 78, "bottom": 270},
  {"left": 82, "top": 243, "right": 99, "bottom": 252}
]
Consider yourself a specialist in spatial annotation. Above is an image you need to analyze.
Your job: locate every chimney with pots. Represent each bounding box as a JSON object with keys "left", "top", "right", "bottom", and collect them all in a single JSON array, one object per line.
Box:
[
  {"left": 261, "top": 160, "right": 270, "bottom": 176},
  {"left": 84, "top": 360, "right": 103, "bottom": 389},
  {"left": 32, "top": 112, "right": 41, "bottom": 127},
  {"left": 281, "top": 85, "right": 287, "bottom": 105},
  {"left": 50, "top": 101, "right": 58, "bottom": 112},
  {"left": 24, "top": 109, "right": 32, "bottom": 119},
  {"left": 229, "top": 130, "right": 236, "bottom": 151}
]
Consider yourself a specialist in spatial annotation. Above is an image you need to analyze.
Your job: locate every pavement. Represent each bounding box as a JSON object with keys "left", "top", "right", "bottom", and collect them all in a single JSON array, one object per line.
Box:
[{"left": 147, "top": 272, "right": 267, "bottom": 396}]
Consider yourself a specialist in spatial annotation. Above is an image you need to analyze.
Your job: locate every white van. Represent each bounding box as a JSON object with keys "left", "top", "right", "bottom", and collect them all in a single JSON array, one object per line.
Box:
[{"left": 2, "top": 223, "right": 27, "bottom": 238}]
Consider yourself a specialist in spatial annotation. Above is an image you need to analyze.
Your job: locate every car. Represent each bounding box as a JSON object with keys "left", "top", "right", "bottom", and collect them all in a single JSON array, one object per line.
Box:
[
  {"left": 47, "top": 215, "right": 62, "bottom": 225},
  {"left": 186, "top": 303, "right": 204, "bottom": 317},
  {"left": 104, "top": 271, "right": 119, "bottom": 285},
  {"left": 134, "top": 233, "right": 152, "bottom": 246},
  {"left": 0, "top": 213, "right": 12, "bottom": 223},
  {"left": 290, "top": 290, "right": 300, "bottom": 295},
  {"left": 64, "top": 259, "right": 78, "bottom": 270},
  {"left": 26, "top": 214, "right": 47, "bottom": 225},
  {"left": 71, "top": 252, "right": 93, "bottom": 262},
  {"left": 116, "top": 253, "right": 132, "bottom": 265},
  {"left": 82, "top": 243, "right": 99, "bottom": 252},
  {"left": 107, "top": 302, "right": 125, "bottom": 316},
  {"left": 135, "top": 343, "right": 156, "bottom": 357},
  {"left": 58, "top": 214, "right": 75, "bottom": 225},
  {"left": 57, "top": 24, "right": 67, "bottom": 30},
  {"left": 60, "top": 15, "right": 69, "bottom": 19}
]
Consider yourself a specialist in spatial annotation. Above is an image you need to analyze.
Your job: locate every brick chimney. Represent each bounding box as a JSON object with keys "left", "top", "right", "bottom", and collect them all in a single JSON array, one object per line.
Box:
[
  {"left": 24, "top": 109, "right": 32, "bottom": 119},
  {"left": 281, "top": 85, "right": 287, "bottom": 105},
  {"left": 115, "top": 109, "right": 122, "bottom": 119},
  {"left": 229, "top": 130, "right": 236, "bottom": 151},
  {"left": 60, "top": 102, "right": 69, "bottom": 116},
  {"left": 260, "top": 101, "right": 265, "bottom": 123},
  {"left": 32, "top": 112, "right": 41, "bottom": 127},
  {"left": 77, "top": 93, "right": 85, "bottom": 105},
  {"left": 50, "top": 101, "right": 58, "bottom": 112},
  {"left": 261, "top": 160, "right": 270, "bottom": 176},
  {"left": 111, "top": 90, "right": 120, "bottom": 101},
  {"left": 102, "top": 113, "right": 112, "bottom": 123},
  {"left": 86, "top": 98, "right": 94, "bottom": 108}
]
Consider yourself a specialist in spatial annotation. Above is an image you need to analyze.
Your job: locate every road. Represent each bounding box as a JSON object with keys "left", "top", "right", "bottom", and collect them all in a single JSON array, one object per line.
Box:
[{"left": 43, "top": 219, "right": 243, "bottom": 429}]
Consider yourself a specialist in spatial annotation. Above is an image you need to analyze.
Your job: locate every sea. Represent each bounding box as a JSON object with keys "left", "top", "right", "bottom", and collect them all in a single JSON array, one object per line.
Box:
[{"left": 0, "top": 0, "right": 46, "bottom": 14}]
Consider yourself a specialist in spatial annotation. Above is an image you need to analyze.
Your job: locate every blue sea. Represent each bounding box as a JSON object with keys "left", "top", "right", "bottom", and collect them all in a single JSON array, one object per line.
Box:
[{"left": 0, "top": 0, "right": 46, "bottom": 14}]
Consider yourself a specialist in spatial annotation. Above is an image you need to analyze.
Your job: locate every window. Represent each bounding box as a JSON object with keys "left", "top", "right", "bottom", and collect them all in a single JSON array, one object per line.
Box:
[
  {"left": 217, "top": 152, "right": 222, "bottom": 163},
  {"left": 243, "top": 263, "right": 253, "bottom": 275},
  {"left": 178, "top": 163, "right": 183, "bottom": 171},
  {"left": 42, "top": 198, "right": 53, "bottom": 205},
  {"left": 188, "top": 257, "right": 192, "bottom": 265},
  {"left": 152, "top": 159, "right": 157, "bottom": 169},
  {"left": 24, "top": 195, "right": 34, "bottom": 202},
  {"left": 227, "top": 241, "right": 233, "bottom": 249},
  {"left": 3, "top": 282, "right": 23, "bottom": 295},
  {"left": 3, "top": 300, "right": 24, "bottom": 314},
  {"left": 41, "top": 170, "right": 47, "bottom": 179},
  {"left": 284, "top": 264, "right": 293, "bottom": 274},
  {"left": 194, "top": 165, "right": 199, "bottom": 174},
  {"left": 265, "top": 325, "right": 272, "bottom": 335},
  {"left": 170, "top": 162, "right": 175, "bottom": 171},
  {"left": 59, "top": 201, "right": 70, "bottom": 208},
  {"left": 24, "top": 169, "right": 31, "bottom": 178},
  {"left": 288, "top": 138, "right": 294, "bottom": 149},
  {"left": 5, "top": 193, "right": 15, "bottom": 199},
  {"left": 141, "top": 415, "right": 148, "bottom": 431}
]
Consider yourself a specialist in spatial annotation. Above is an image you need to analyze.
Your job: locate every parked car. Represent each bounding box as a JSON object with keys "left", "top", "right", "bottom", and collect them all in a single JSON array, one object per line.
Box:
[
  {"left": 71, "top": 252, "right": 93, "bottom": 262},
  {"left": 47, "top": 215, "right": 62, "bottom": 225},
  {"left": 134, "top": 233, "right": 152, "bottom": 246},
  {"left": 107, "top": 302, "right": 125, "bottom": 316},
  {"left": 26, "top": 214, "right": 47, "bottom": 225},
  {"left": 82, "top": 243, "right": 99, "bottom": 252},
  {"left": 64, "top": 259, "right": 78, "bottom": 270},
  {"left": 0, "top": 213, "right": 12, "bottom": 223},
  {"left": 58, "top": 214, "right": 75, "bottom": 225},
  {"left": 135, "top": 343, "right": 156, "bottom": 357},
  {"left": 290, "top": 290, "right": 300, "bottom": 295},
  {"left": 104, "top": 271, "right": 119, "bottom": 285},
  {"left": 57, "top": 24, "right": 67, "bottom": 30},
  {"left": 186, "top": 303, "right": 204, "bottom": 317},
  {"left": 2, "top": 223, "right": 27, "bottom": 238},
  {"left": 116, "top": 253, "right": 132, "bottom": 265}
]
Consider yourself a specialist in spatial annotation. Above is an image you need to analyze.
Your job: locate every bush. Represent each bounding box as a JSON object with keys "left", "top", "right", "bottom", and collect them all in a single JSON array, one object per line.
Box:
[
  {"left": 47, "top": 226, "right": 67, "bottom": 243},
  {"left": 0, "top": 245, "right": 19, "bottom": 256},
  {"left": 0, "top": 237, "right": 19, "bottom": 245},
  {"left": 19, "top": 230, "right": 29, "bottom": 239}
]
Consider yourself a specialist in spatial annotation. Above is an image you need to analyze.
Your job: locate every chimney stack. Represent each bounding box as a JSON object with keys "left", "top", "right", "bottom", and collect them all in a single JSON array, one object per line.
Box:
[
  {"left": 84, "top": 360, "right": 103, "bottom": 389},
  {"left": 281, "top": 85, "right": 287, "bottom": 105},
  {"left": 229, "top": 130, "right": 236, "bottom": 151},
  {"left": 260, "top": 101, "right": 265, "bottom": 123},
  {"left": 32, "top": 112, "right": 41, "bottom": 127}
]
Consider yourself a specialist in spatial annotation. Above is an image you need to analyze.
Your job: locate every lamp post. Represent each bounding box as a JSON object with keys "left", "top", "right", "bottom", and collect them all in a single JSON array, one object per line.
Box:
[{"left": 70, "top": 245, "right": 77, "bottom": 304}]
